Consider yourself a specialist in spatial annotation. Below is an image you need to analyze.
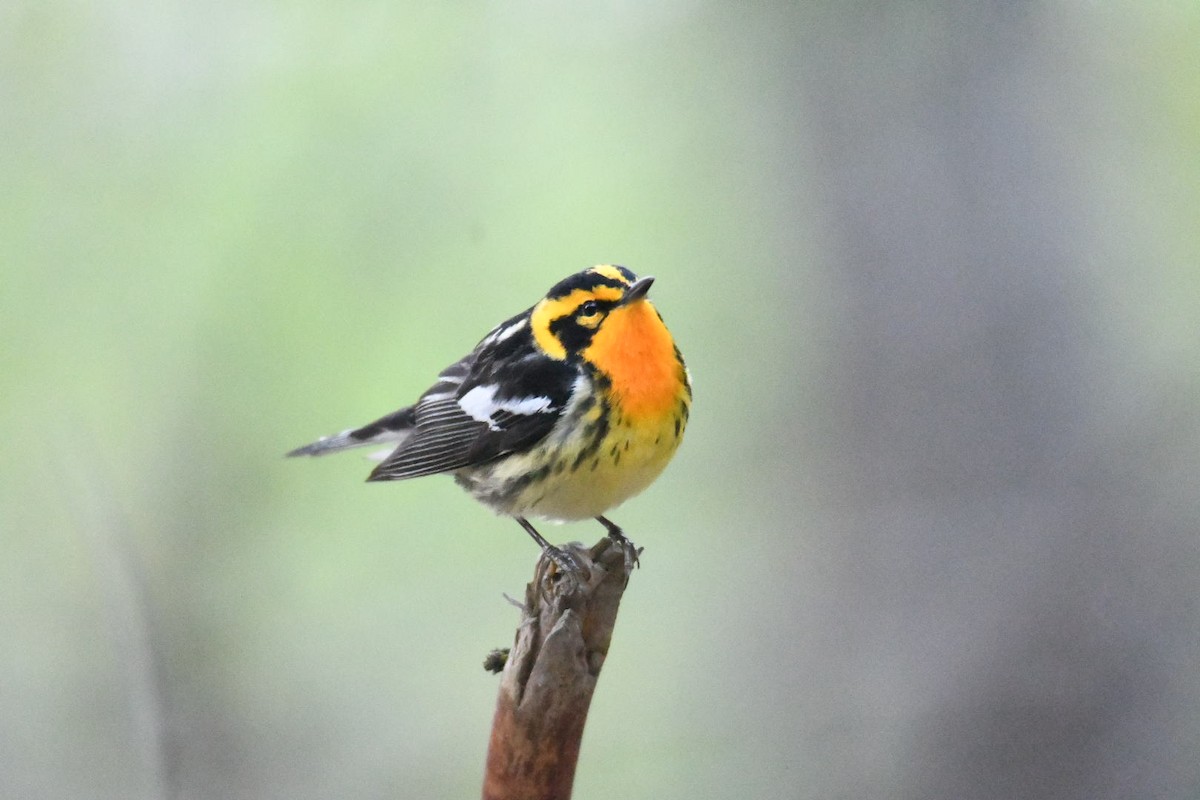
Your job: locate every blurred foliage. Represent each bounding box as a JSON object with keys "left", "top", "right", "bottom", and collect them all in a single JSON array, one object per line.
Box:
[{"left": 2, "top": 2, "right": 1198, "bottom": 799}]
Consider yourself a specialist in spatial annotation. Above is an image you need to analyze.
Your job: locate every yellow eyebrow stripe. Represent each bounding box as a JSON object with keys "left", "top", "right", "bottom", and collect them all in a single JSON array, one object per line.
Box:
[{"left": 530, "top": 285, "right": 625, "bottom": 359}]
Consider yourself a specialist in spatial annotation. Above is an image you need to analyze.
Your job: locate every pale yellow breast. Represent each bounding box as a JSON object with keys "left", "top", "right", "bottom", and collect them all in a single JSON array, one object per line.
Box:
[{"left": 522, "top": 411, "right": 684, "bottom": 521}]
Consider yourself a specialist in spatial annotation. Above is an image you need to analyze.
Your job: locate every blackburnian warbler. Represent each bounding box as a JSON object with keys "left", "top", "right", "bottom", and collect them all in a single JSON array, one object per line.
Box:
[{"left": 287, "top": 265, "right": 691, "bottom": 569}]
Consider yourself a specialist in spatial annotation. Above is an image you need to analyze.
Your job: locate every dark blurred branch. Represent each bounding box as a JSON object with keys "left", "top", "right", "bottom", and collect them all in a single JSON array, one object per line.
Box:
[
  {"left": 482, "top": 538, "right": 636, "bottom": 800},
  {"left": 69, "top": 462, "right": 173, "bottom": 800}
]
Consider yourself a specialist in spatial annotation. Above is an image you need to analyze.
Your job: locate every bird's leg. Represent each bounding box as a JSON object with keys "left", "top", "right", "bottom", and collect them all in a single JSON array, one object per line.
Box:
[
  {"left": 516, "top": 517, "right": 579, "bottom": 573},
  {"left": 595, "top": 515, "right": 641, "bottom": 567},
  {"left": 595, "top": 515, "right": 634, "bottom": 546}
]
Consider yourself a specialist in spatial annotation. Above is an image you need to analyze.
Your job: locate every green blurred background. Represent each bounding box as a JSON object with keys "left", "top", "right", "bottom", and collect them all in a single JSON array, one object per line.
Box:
[{"left": 3, "top": 2, "right": 1199, "bottom": 799}]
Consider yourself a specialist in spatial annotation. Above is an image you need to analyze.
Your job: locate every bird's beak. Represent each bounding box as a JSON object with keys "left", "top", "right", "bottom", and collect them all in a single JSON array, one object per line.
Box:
[{"left": 619, "top": 276, "right": 654, "bottom": 306}]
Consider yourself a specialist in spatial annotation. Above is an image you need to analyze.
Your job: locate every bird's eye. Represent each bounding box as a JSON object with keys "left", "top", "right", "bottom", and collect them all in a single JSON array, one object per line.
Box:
[{"left": 578, "top": 301, "right": 601, "bottom": 317}]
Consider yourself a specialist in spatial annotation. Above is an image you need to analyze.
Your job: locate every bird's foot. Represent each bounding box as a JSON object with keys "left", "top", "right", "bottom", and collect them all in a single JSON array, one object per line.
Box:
[
  {"left": 596, "top": 516, "right": 642, "bottom": 569},
  {"left": 543, "top": 543, "right": 582, "bottom": 575}
]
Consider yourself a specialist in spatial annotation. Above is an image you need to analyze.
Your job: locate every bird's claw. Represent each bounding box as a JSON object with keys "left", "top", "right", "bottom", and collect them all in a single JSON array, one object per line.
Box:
[
  {"left": 544, "top": 544, "right": 582, "bottom": 575},
  {"left": 603, "top": 528, "right": 641, "bottom": 569}
]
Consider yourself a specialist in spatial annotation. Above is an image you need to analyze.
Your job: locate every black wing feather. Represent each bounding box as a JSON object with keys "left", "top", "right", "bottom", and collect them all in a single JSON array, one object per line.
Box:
[{"left": 367, "top": 319, "right": 575, "bottom": 482}]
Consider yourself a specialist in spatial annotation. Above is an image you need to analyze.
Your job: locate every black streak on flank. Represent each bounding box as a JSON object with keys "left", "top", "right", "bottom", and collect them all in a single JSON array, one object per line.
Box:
[
  {"left": 570, "top": 402, "right": 611, "bottom": 471},
  {"left": 506, "top": 463, "right": 552, "bottom": 495}
]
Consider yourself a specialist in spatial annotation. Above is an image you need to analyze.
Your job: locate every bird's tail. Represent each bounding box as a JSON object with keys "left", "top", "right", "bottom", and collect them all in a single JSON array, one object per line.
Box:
[{"left": 286, "top": 406, "right": 417, "bottom": 457}]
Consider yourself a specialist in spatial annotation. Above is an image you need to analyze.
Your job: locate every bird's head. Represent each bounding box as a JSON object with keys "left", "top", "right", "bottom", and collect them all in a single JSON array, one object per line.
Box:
[{"left": 530, "top": 265, "right": 658, "bottom": 361}]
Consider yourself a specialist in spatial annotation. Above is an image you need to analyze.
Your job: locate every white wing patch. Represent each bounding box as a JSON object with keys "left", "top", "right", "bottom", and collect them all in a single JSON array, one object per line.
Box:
[
  {"left": 481, "top": 317, "right": 528, "bottom": 347},
  {"left": 492, "top": 317, "right": 528, "bottom": 343},
  {"left": 459, "top": 384, "right": 554, "bottom": 431}
]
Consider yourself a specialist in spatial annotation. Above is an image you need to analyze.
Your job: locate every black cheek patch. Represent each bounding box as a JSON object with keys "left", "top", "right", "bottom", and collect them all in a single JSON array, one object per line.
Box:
[{"left": 548, "top": 316, "right": 594, "bottom": 354}]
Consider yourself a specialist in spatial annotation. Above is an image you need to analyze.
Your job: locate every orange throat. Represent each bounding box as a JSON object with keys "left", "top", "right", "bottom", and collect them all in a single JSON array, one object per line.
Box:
[{"left": 583, "top": 301, "right": 684, "bottom": 418}]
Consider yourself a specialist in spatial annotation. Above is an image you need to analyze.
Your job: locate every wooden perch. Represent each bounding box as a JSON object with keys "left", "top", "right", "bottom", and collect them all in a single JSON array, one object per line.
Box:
[{"left": 482, "top": 537, "right": 638, "bottom": 800}]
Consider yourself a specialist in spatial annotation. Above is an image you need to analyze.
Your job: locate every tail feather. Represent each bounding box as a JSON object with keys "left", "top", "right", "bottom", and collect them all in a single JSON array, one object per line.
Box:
[{"left": 286, "top": 406, "right": 417, "bottom": 457}]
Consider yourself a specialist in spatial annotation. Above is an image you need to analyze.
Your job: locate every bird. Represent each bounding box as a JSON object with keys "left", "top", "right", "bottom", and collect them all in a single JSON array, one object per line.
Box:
[{"left": 287, "top": 265, "right": 691, "bottom": 570}]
